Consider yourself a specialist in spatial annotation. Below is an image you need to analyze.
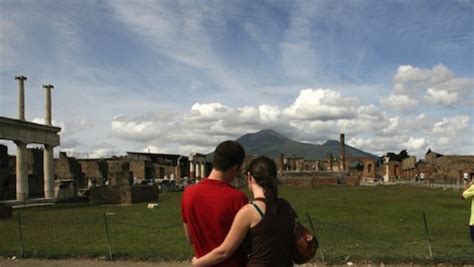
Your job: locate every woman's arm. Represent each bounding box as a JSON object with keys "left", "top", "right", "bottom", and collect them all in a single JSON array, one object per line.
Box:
[
  {"left": 192, "top": 205, "right": 253, "bottom": 266},
  {"left": 462, "top": 183, "right": 474, "bottom": 200}
]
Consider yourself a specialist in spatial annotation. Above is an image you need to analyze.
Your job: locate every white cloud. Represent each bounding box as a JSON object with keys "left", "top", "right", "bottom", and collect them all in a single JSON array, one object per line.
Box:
[
  {"left": 424, "top": 88, "right": 458, "bottom": 106},
  {"left": 385, "top": 64, "right": 473, "bottom": 111},
  {"left": 111, "top": 115, "right": 163, "bottom": 142},
  {"left": 380, "top": 94, "right": 418, "bottom": 112},
  {"left": 143, "top": 145, "right": 170, "bottom": 154},
  {"left": 380, "top": 117, "right": 400, "bottom": 136},
  {"left": 188, "top": 103, "right": 232, "bottom": 121},
  {"left": 283, "top": 89, "right": 359, "bottom": 121},
  {"left": 109, "top": 87, "right": 396, "bottom": 153},
  {"left": 394, "top": 64, "right": 454, "bottom": 87},
  {"left": 89, "top": 148, "right": 114, "bottom": 159},
  {"left": 402, "top": 137, "right": 427, "bottom": 151},
  {"left": 431, "top": 115, "right": 470, "bottom": 135}
]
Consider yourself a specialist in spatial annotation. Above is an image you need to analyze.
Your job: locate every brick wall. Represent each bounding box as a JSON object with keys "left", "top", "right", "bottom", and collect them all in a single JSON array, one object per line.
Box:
[
  {"left": 281, "top": 171, "right": 342, "bottom": 188},
  {"left": 78, "top": 159, "right": 107, "bottom": 186}
]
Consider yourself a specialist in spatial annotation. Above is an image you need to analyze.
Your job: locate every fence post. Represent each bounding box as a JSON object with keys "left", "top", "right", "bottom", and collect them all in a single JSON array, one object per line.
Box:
[
  {"left": 422, "top": 211, "right": 433, "bottom": 260},
  {"left": 17, "top": 213, "right": 24, "bottom": 257},
  {"left": 103, "top": 212, "right": 113, "bottom": 260}
]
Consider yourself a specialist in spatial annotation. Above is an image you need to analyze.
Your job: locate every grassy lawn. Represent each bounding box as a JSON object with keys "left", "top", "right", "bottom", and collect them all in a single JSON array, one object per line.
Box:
[{"left": 1, "top": 185, "right": 473, "bottom": 264}]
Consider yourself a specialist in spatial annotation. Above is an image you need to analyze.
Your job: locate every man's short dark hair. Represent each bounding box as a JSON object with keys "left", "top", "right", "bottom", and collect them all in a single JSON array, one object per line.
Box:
[{"left": 212, "top": 140, "right": 245, "bottom": 171}]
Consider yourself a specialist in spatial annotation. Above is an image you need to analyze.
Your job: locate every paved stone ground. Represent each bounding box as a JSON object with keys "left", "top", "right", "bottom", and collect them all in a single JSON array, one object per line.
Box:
[
  {"left": 0, "top": 258, "right": 328, "bottom": 267},
  {"left": 0, "top": 258, "right": 472, "bottom": 267},
  {"left": 0, "top": 258, "right": 188, "bottom": 267}
]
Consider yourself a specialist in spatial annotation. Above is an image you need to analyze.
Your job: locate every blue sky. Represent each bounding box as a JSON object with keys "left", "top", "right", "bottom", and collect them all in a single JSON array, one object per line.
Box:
[{"left": 1, "top": 0, "right": 473, "bottom": 159}]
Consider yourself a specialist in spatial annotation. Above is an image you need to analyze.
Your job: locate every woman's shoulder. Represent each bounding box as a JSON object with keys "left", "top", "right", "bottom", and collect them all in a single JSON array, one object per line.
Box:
[{"left": 239, "top": 203, "right": 258, "bottom": 215}]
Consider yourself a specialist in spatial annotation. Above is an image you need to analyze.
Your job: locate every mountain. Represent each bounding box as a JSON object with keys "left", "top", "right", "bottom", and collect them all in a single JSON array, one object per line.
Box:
[{"left": 234, "top": 129, "right": 377, "bottom": 160}]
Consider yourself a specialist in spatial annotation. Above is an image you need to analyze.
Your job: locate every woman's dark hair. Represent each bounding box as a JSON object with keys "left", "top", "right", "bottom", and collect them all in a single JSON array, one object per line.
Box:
[
  {"left": 247, "top": 156, "right": 278, "bottom": 215},
  {"left": 212, "top": 140, "right": 245, "bottom": 171}
]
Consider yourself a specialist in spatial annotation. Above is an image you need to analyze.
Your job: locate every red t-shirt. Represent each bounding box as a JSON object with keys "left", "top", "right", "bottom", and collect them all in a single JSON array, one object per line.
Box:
[{"left": 181, "top": 178, "right": 248, "bottom": 267}]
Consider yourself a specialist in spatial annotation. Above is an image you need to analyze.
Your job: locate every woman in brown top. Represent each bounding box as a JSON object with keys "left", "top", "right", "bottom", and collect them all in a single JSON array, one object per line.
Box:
[{"left": 192, "top": 156, "right": 297, "bottom": 267}]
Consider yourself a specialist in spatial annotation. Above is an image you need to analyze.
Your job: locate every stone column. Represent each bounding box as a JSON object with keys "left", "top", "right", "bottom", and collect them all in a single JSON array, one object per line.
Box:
[
  {"left": 43, "top": 84, "right": 54, "bottom": 126},
  {"left": 196, "top": 162, "right": 201, "bottom": 179},
  {"left": 200, "top": 162, "right": 205, "bottom": 178},
  {"left": 327, "top": 153, "right": 333, "bottom": 171},
  {"left": 384, "top": 164, "right": 390, "bottom": 183},
  {"left": 15, "top": 141, "right": 28, "bottom": 201},
  {"left": 189, "top": 158, "right": 195, "bottom": 179},
  {"left": 339, "top": 133, "right": 346, "bottom": 171},
  {"left": 174, "top": 166, "right": 181, "bottom": 184},
  {"left": 15, "top": 75, "right": 27, "bottom": 121},
  {"left": 43, "top": 145, "right": 55, "bottom": 199},
  {"left": 279, "top": 154, "right": 284, "bottom": 175}
]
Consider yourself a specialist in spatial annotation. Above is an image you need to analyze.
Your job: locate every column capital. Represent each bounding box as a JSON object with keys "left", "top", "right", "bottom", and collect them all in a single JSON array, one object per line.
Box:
[
  {"left": 15, "top": 75, "right": 27, "bottom": 81},
  {"left": 43, "top": 84, "right": 54, "bottom": 89}
]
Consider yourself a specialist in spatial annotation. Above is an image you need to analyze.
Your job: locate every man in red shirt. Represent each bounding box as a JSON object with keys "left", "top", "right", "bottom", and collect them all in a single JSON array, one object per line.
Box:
[{"left": 181, "top": 140, "right": 248, "bottom": 267}]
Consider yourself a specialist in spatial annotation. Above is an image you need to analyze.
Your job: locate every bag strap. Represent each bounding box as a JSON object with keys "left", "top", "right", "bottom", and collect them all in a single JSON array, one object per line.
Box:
[{"left": 251, "top": 202, "right": 264, "bottom": 218}]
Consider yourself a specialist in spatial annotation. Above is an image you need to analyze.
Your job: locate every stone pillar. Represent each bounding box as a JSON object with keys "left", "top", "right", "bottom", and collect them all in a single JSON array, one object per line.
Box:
[
  {"left": 43, "top": 84, "right": 54, "bottom": 126},
  {"left": 200, "top": 162, "right": 205, "bottom": 178},
  {"left": 279, "top": 154, "right": 284, "bottom": 175},
  {"left": 196, "top": 162, "right": 201, "bottom": 179},
  {"left": 15, "top": 75, "right": 27, "bottom": 121},
  {"left": 327, "top": 153, "right": 333, "bottom": 171},
  {"left": 43, "top": 145, "right": 55, "bottom": 199},
  {"left": 15, "top": 141, "right": 28, "bottom": 201},
  {"left": 189, "top": 159, "right": 195, "bottom": 179},
  {"left": 339, "top": 133, "right": 346, "bottom": 171},
  {"left": 175, "top": 160, "right": 182, "bottom": 184},
  {"left": 384, "top": 164, "right": 390, "bottom": 183}
]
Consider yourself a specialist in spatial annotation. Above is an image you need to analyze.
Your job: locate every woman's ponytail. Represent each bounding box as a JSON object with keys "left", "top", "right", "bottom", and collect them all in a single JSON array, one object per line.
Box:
[{"left": 248, "top": 156, "right": 278, "bottom": 215}]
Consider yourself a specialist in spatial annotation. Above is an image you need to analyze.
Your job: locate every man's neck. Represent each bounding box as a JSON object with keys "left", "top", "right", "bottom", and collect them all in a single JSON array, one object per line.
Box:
[{"left": 208, "top": 169, "right": 231, "bottom": 184}]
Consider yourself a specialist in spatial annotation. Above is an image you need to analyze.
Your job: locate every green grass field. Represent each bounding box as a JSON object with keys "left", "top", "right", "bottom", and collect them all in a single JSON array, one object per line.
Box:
[{"left": 1, "top": 185, "right": 473, "bottom": 264}]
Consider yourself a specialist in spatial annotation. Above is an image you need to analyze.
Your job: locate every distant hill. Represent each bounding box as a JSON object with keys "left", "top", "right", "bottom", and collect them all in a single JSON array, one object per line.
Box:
[{"left": 232, "top": 129, "right": 377, "bottom": 160}]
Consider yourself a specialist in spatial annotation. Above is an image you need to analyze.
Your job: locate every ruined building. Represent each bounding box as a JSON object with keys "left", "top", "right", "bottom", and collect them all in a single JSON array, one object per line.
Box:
[
  {"left": 277, "top": 133, "right": 378, "bottom": 187},
  {"left": 417, "top": 149, "right": 474, "bottom": 184},
  {"left": 0, "top": 76, "right": 60, "bottom": 202}
]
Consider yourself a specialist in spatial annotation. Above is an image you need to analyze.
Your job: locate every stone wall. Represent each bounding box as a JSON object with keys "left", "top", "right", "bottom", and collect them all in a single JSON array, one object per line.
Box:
[
  {"left": 418, "top": 156, "right": 474, "bottom": 183},
  {"left": 280, "top": 171, "right": 341, "bottom": 188},
  {"left": 107, "top": 160, "right": 132, "bottom": 186},
  {"left": 56, "top": 152, "right": 85, "bottom": 187},
  {"left": 78, "top": 159, "right": 107, "bottom": 186},
  {"left": 129, "top": 160, "right": 146, "bottom": 180},
  {"left": 89, "top": 186, "right": 122, "bottom": 204}
]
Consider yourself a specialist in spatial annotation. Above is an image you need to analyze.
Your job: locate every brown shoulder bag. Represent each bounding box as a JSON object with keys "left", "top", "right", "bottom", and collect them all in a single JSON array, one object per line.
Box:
[{"left": 292, "top": 218, "right": 318, "bottom": 264}]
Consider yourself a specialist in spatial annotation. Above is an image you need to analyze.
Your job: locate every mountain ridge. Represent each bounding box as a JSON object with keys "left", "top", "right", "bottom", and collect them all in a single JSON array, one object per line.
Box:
[{"left": 233, "top": 129, "right": 377, "bottom": 160}]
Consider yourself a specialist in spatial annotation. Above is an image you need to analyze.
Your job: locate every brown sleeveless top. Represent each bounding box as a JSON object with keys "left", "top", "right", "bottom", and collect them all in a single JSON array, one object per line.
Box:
[{"left": 245, "top": 198, "right": 296, "bottom": 267}]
